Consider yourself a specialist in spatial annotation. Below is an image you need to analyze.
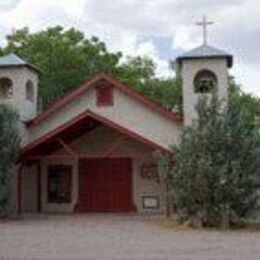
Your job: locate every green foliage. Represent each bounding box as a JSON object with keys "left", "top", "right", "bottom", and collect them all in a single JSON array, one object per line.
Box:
[
  {"left": 0, "top": 26, "right": 182, "bottom": 115},
  {"left": 117, "top": 56, "right": 183, "bottom": 115},
  {"left": 2, "top": 26, "right": 122, "bottom": 106},
  {"left": 0, "top": 105, "right": 20, "bottom": 218},
  {"left": 228, "top": 76, "right": 260, "bottom": 129},
  {"left": 117, "top": 56, "right": 156, "bottom": 86},
  {"left": 159, "top": 94, "right": 260, "bottom": 227}
]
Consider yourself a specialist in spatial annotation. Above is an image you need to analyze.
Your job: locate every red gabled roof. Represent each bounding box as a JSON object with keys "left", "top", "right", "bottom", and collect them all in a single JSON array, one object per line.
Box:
[
  {"left": 21, "top": 109, "right": 169, "bottom": 158},
  {"left": 27, "top": 73, "right": 182, "bottom": 127}
]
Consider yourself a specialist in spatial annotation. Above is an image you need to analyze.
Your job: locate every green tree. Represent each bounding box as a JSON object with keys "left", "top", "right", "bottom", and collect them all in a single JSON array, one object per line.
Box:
[
  {"left": 228, "top": 76, "right": 260, "bottom": 129},
  {"left": 118, "top": 56, "right": 182, "bottom": 115},
  {"left": 159, "top": 94, "right": 260, "bottom": 228},
  {"left": 0, "top": 26, "right": 183, "bottom": 115},
  {"left": 2, "top": 26, "right": 122, "bottom": 106},
  {"left": 117, "top": 56, "right": 156, "bottom": 87},
  {"left": 0, "top": 104, "right": 20, "bottom": 218}
]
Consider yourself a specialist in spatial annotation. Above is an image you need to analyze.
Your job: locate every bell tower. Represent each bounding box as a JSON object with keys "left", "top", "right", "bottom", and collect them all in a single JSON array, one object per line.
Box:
[
  {"left": 0, "top": 53, "right": 41, "bottom": 121},
  {"left": 176, "top": 16, "right": 233, "bottom": 125}
]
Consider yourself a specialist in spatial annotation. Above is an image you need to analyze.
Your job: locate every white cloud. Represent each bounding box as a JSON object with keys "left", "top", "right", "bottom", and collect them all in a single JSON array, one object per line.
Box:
[
  {"left": 0, "top": 0, "right": 259, "bottom": 96},
  {"left": 133, "top": 41, "right": 171, "bottom": 78},
  {"left": 232, "top": 61, "right": 260, "bottom": 96}
]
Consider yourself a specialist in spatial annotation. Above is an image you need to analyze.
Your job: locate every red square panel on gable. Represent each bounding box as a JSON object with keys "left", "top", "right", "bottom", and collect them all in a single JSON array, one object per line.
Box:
[{"left": 96, "top": 85, "right": 114, "bottom": 106}]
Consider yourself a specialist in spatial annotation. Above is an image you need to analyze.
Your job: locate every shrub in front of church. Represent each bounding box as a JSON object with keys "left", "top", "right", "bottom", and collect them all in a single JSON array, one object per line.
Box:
[
  {"left": 0, "top": 104, "right": 20, "bottom": 218},
  {"left": 159, "top": 94, "right": 260, "bottom": 228}
]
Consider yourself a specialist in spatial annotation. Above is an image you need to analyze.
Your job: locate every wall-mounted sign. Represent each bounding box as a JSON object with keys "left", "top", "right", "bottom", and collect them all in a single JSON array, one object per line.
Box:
[{"left": 142, "top": 196, "right": 159, "bottom": 209}]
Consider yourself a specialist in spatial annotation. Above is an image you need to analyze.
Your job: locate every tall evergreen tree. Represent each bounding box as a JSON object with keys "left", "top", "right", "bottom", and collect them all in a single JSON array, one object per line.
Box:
[
  {"left": 0, "top": 104, "right": 20, "bottom": 218},
  {"left": 159, "top": 94, "right": 260, "bottom": 227}
]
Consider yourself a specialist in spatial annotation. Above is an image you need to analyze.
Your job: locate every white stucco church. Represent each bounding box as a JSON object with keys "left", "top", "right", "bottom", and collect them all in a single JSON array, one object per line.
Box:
[{"left": 0, "top": 24, "right": 233, "bottom": 214}]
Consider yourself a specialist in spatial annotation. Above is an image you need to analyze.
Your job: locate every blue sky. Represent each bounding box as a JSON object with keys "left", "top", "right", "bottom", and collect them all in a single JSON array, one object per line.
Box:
[{"left": 0, "top": 0, "right": 259, "bottom": 96}]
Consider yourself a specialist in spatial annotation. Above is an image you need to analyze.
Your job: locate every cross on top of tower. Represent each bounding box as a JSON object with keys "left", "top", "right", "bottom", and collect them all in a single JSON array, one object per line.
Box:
[{"left": 196, "top": 15, "right": 214, "bottom": 45}]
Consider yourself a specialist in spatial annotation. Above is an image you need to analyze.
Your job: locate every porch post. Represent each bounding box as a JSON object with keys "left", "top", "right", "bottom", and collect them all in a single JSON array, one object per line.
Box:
[
  {"left": 75, "top": 158, "right": 80, "bottom": 213},
  {"left": 17, "top": 164, "right": 23, "bottom": 216},
  {"left": 37, "top": 161, "right": 42, "bottom": 213}
]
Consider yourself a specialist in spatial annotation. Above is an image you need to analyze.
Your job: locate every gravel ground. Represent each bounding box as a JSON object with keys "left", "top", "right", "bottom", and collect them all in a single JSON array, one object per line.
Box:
[{"left": 0, "top": 214, "right": 259, "bottom": 260}]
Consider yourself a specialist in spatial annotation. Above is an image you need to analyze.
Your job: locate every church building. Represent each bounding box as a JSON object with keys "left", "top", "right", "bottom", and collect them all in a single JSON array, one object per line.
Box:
[{"left": 0, "top": 35, "right": 233, "bottom": 214}]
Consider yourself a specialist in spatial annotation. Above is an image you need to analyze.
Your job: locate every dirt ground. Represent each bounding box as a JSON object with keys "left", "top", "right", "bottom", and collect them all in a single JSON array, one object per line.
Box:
[{"left": 0, "top": 214, "right": 259, "bottom": 260}]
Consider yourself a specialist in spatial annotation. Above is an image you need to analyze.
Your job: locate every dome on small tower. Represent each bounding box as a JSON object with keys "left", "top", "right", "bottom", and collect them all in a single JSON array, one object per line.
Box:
[
  {"left": 0, "top": 53, "right": 41, "bottom": 73},
  {"left": 0, "top": 53, "right": 41, "bottom": 121},
  {"left": 177, "top": 44, "right": 233, "bottom": 68}
]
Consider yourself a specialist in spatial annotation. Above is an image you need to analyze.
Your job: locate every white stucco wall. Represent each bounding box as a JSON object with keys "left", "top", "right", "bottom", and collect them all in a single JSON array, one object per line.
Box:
[
  {"left": 25, "top": 86, "right": 181, "bottom": 150},
  {"left": 0, "top": 67, "right": 39, "bottom": 148},
  {"left": 21, "top": 164, "right": 38, "bottom": 212},
  {"left": 181, "top": 58, "right": 229, "bottom": 126},
  {"left": 133, "top": 157, "right": 166, "bottom": 213},
  {"left": 0, "top": 67, "right": 39, "bottom": 121}
]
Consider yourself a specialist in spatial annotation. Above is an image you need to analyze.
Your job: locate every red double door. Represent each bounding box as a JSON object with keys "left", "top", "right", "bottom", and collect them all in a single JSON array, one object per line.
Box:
[{"left": 78, "top": 158, "right": 134, "bottom": 212}]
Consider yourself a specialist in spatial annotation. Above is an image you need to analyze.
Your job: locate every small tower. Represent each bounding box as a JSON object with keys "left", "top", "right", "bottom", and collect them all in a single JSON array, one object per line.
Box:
[
  {"left": 176, "top": 17, "right": 233, "bottom": 126},
  {"left": 0, "top": 53, "right": 41, "bottom": 121}
]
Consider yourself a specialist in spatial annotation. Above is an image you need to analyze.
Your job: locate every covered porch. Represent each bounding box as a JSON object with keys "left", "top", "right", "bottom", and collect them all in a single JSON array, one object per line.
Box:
[{"left": 19, "top": 111, "right": 167, "bottom": 214}]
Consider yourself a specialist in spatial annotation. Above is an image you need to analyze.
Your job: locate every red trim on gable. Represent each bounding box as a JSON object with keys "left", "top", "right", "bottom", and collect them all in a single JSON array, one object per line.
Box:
[
  {"left": 26, "top": 73, "right": 182, "bottom": 127},
  {"left": 21, "top": 109, "right": 170, "bottom": 158}
]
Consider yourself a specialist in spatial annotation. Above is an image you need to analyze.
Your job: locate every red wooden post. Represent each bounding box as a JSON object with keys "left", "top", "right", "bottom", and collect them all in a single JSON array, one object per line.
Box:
[
  {"left": 17, "top": 164, "right": 23, "bottom": 215},
  {"left": 37, "top": 162, "right": 42, "bottom": 213}
]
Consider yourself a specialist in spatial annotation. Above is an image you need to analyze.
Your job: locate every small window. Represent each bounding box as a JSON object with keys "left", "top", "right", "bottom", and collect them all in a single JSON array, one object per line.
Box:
[
  {"left": 194, "top": 70, "right": 217, "bottom": 93},
  {"left": 48, "top": 165, "right": 72, "bottom": 203},
  {"left": 26, "top": 80, "right": 34, "bottom": 102},
  {"left": 0, "top": 77, "right": 13, "bottom": 98},
  {"left": 96, "top": 85, "right": 113, "bottom": 106}
]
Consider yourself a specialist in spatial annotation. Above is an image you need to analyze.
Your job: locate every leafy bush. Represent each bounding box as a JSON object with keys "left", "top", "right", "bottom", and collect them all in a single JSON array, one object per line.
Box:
[{"left": 158, "top": 95, "right": 260, "bottom": 228}]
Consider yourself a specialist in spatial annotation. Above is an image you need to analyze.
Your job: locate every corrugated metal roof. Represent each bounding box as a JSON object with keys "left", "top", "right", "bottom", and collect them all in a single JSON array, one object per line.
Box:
[
  {"left": 0, "top": 53, "right": 42, "bottom": 73},
  {"left": 177, "top": 44, "right": 233, "bottom": 68}
]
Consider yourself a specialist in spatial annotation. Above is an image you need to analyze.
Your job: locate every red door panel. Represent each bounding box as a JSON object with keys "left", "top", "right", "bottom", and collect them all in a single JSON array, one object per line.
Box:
[{"left": 78, "top": 158, "right": 134, "bottom": 212}]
